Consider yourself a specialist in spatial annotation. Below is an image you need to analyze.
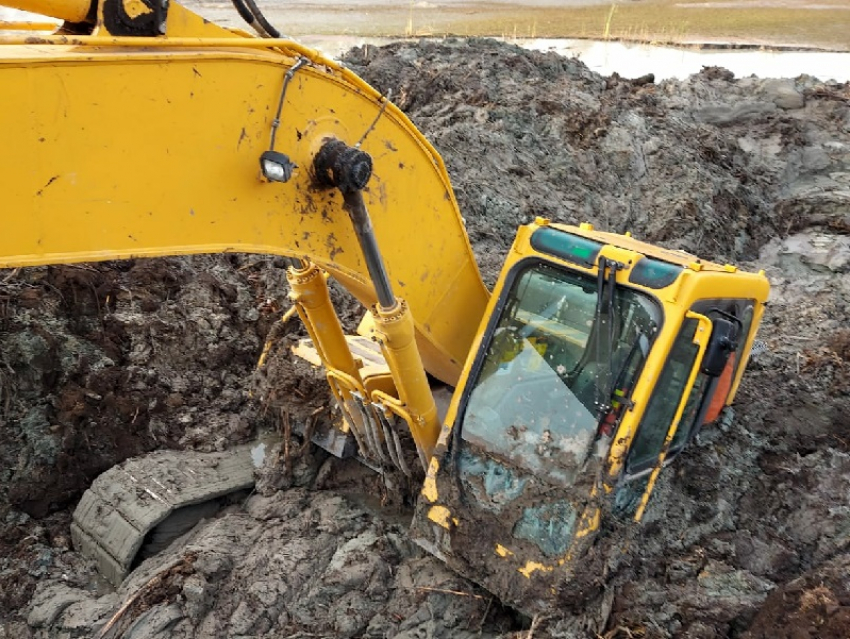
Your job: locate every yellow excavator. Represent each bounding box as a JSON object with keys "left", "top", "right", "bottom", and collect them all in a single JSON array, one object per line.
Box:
[{"left": 0, "top": 0, "right": 769, "bottom": 615}]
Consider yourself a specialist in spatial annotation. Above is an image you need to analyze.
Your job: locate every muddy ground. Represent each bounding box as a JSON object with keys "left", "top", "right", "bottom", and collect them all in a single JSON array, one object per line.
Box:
[{"left": 1, "top": 38, "right": 849, "bottom": 638}]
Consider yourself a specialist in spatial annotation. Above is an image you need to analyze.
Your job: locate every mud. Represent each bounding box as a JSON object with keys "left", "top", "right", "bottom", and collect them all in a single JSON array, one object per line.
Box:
[
  {"left": 0, "top": 256, "right": 287, "bottom": 618},
  {"left": 2, "top": 38, "right": 850, "bottom": 638}
]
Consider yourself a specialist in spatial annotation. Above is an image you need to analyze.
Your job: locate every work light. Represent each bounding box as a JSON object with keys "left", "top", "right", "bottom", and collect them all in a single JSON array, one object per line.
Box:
[{"left": 260, "top": 150, "right": 296, "bottom": 183}]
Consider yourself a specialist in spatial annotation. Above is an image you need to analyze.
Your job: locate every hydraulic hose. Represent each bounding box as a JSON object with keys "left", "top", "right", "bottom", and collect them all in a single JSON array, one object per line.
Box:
[
  {"left": 242, "top": 0, "right": 280, "bottom": 38},
  {"left": 230, "top": 0, "right": 281, "bottom": 38}
]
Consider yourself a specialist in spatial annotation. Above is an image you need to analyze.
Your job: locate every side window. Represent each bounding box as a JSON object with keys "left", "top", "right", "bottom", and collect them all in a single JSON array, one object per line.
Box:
[
  {"left": 668, "top": 372, "right": 708, "bottom": 454},
  {"left": 626, "top": 318, "right": 701, "bottom": 476}
]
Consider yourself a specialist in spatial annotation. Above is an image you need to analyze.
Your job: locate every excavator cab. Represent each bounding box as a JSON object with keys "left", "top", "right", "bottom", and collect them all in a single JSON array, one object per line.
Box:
[{"left": 410, "top": 220, "right": 769, "bottom": 614}]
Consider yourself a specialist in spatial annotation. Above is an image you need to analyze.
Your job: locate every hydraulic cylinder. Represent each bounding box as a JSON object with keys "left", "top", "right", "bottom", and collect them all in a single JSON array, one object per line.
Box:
[
  {"left": 371, "top": 300, "right": 441, "bottom": 462},
  {"left": 313, "top": 137, "right": 441, "bottom": 462},
  {"left": 286, "top": 261, "right": 360, "bottom": 383}
]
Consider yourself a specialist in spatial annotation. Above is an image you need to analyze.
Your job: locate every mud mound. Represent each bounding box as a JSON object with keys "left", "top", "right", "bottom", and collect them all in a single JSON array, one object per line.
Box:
[
  {"left": 3, "top": 37, "right": 850, "bottom": 638},
  {"left": 21, "top": 490, "right": 515, "bottom": 638},
  {"left": 345, "top": 39, "right": 848, "bottom": 283}
]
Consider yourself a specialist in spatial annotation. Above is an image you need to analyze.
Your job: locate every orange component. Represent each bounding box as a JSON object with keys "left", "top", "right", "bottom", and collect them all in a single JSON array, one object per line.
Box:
[{"left": 704, "top": 352, "right": 737, "bottom": 424}]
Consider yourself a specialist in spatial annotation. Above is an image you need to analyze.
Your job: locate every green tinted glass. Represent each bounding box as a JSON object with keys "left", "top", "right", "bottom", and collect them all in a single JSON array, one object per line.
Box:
[
  {"left": 629, "top": 257, "right": 683, "bottom": 289},
  {"left": 530, "top": 227, "right": 601, "bottom": 268}
]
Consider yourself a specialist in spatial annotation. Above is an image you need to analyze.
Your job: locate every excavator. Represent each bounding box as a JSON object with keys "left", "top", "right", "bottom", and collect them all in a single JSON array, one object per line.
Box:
[{"left": 0, "top": 0, "right": 769, "bottom": 616}]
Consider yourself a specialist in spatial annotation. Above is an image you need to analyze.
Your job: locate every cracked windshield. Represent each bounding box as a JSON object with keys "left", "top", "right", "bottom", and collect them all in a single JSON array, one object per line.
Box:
[{"left": 462, "top": 262, "right": 660, "bottom": 485}]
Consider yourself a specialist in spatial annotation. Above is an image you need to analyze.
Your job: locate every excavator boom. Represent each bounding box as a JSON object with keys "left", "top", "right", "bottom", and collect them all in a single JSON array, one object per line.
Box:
[{"left": 0, "top": 10, "right": 487, "bottom": 384}]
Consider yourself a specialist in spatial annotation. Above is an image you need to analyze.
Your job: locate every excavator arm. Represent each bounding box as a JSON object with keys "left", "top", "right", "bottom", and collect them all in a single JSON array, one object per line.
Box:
[
  {"left": 0, "top": 0, "right": 489, "bottom": 385},
  {"left": 1, "top": 1, "right": 495, "bottom": 583}
]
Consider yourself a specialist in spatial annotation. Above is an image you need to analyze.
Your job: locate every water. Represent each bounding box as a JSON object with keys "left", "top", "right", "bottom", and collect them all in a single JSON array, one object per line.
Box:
[
  {"left": 250, "top": 442, "right": 267, "bottom": 468},
  {"left": 283, "top": 33, "right": 850, "bottom": 83},
  {"left": 521, "top": 38, "right": 850, "bottom": 83},
  {"left": 305, "top": 35, "right": 850, "bottom": 83}
]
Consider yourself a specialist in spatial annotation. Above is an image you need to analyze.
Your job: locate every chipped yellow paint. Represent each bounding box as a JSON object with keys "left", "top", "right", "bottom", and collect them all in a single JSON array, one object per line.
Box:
[
  {"left": 427, "top": 505, "right": 453, "bottom": 529},
  {"left": 606, "top": 436, "right": 631, "bottom": 479},
  {"left": 494, "top": 543, "right": 514, "bottom": 558},
  {"left": 575, "top": 508, "right": 600, "bottom": 539},
  {"left": 122, "top": 0, "right": 152, "bottom": 18},
  {"left": 518, "top": 561, "right": 553, "bottom": 579},
  {"left": 421, "top": 457, "right": 440, "bottom": 503}
]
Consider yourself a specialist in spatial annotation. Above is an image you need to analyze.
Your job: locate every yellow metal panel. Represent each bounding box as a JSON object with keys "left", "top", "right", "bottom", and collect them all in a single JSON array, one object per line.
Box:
[
  {"left": 0, "top": 41, "right": 489, "bottom": 384},
  {"left": 1, "top": 0, "right": 89, "bottom": 23}
]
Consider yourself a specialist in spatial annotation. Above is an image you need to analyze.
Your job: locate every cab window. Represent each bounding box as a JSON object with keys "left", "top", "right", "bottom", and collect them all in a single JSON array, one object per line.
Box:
[
  {"left": 625, "top": 317, "right": 701, "bottom": 476},
  {"left": 460, "top": 262, "right": 660, "bottom": 486}
]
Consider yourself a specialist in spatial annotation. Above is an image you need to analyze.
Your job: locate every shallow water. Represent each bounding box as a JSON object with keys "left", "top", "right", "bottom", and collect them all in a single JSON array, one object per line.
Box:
[{"left": 522, "top": 38, "right": 850, "bottom": 82}]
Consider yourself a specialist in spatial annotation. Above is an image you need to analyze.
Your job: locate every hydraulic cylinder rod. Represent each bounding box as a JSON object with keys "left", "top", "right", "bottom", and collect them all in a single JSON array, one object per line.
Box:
[
  {"left": 345, "top": 190, "right": 395, "bottom": 310},
  {"left": 313, "top": 138, "right": 441, "bottom": 461},
  {"left": 313, "top": 138, "right": 395, "bottom": 309}
]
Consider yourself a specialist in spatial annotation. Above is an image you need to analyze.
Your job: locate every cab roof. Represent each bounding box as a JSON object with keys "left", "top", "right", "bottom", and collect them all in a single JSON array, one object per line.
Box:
[{"left": 550, "top": 221, "right": 736, "bottom": 273}]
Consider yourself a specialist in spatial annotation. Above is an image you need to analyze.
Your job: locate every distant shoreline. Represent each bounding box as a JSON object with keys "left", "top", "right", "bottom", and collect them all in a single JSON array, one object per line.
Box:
[{"left": 179, "top": 0, "right": 849, "bottom": 52}]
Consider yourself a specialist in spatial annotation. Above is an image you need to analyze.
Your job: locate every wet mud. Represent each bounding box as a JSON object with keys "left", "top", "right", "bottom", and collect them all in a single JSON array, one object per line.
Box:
[{"left": 2, "top": 38, "right": 850, "bottom": 638}]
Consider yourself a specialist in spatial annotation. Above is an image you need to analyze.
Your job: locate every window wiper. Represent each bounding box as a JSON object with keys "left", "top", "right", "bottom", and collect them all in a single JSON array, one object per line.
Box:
[
  {"left": 590, "top": 256, "right": 620, "bottom": 417},
  {"left": 596, "top": 329, "right": 650, "bottom": 437}
]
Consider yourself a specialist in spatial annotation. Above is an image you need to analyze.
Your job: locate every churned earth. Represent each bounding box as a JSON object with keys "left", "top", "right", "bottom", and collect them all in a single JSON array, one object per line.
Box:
[{"left": 1, "top": 35, "right": 849, "bottom": 639}]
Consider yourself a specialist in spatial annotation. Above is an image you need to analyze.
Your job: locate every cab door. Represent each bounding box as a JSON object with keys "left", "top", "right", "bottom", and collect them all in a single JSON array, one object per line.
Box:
[{"left": 613, "top": 300, "right": 756, "bottom": 519}]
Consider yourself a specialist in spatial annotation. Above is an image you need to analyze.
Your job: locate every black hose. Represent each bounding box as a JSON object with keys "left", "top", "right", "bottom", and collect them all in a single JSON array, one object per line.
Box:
[
  {"left": 229, "top": 0, "right": 256, "bottom": 29},
  {"left": 230, "top": 0, "right": 281, "bottom": 38},
  {"left": 241, "top": 0, "right": 281, "bottom": 38},
  {"left": 269, "top": 57, "right": 308, "bottom": 150}
]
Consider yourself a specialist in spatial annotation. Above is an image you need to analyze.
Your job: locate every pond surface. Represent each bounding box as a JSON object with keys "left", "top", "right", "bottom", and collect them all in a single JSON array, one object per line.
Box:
[{"left": 522, "top": 38, "right": 850, "bottom": 82}]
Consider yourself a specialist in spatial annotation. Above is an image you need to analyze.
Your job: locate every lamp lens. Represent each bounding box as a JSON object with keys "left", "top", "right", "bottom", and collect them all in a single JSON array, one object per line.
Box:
[{"left": 263, "top": 160, "right": 286, "bottom": 181}]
